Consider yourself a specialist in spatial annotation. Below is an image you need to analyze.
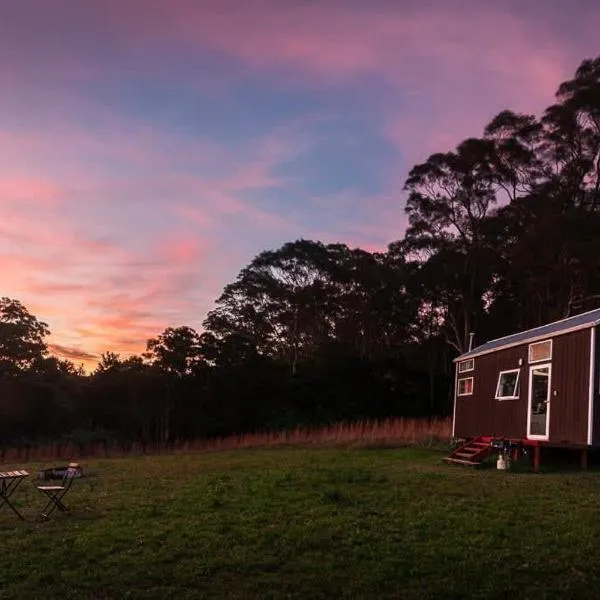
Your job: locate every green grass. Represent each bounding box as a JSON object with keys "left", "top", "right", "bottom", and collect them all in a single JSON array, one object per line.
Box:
[{"left": 2, "top": 447, "right": 600, "bottom": 599}]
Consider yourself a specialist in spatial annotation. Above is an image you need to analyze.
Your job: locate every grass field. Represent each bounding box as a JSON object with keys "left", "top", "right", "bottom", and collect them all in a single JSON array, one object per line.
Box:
[{"left": 2, "top": 446, "right": 600, "bottom": 599}]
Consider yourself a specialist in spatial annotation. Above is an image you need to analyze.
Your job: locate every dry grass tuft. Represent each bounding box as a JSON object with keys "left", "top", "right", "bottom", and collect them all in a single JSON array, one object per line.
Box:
[
  {"left": 185, "top": 417, "right": 452, "bottom": 452},
  {"left": 1, "top": 417, "right": 451, "bottom": 463}
]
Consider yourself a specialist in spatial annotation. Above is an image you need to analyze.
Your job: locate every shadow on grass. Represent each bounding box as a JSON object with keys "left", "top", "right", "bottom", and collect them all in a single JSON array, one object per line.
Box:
[
  {"left": 475, "top": 446, "right": 600, "bottom": 475},
  {"left": 359, "top": 437, "right": 452, "bottom": 453}
]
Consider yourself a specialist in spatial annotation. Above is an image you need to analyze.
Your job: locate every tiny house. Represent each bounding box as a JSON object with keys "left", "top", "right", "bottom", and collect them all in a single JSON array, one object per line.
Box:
[{"left": 450, "top": 308, "right": 600, "bottom": 467}]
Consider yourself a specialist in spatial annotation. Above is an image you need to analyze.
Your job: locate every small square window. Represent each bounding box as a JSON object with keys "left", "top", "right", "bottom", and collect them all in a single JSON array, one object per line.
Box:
[
  {"left": 458, "top": 359, "right": 474, "bottom": 373},
  {"left": 457, "top": 377, "right": 474, "bottom": 396},
  {"left": 495, "top": 369, "right": 520, "bottom": 400},
  {"left": 529, "top": 340, "right": 552, "bottom": 363}
]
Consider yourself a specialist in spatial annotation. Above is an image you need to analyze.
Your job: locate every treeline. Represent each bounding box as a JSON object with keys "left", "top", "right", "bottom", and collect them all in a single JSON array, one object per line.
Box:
[{"left": 1, "top": 55, "right": 599, "bottom": 448}]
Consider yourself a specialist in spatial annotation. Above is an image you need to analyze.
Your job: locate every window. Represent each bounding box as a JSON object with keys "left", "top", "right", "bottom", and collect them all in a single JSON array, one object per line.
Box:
[
  {"left": 495, "top": 369, "right": 520, "bottom": 400},
  {"left": 529, "top": 340, "right": 552, "bottom": 363},
  {"left": 457, "top": 377, "right": 474, "bottom": 396},
  {"left": 458, "top": 359, "right": 474, "bottom": 373}
]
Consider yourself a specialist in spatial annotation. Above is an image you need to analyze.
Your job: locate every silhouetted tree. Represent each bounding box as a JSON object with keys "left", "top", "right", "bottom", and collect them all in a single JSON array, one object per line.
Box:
[
  {"left": 144, "top": 326, "right": 203, "bottom": 442},
  {"left": 0, "top": 297, "right": 50, "bottom": 376}
]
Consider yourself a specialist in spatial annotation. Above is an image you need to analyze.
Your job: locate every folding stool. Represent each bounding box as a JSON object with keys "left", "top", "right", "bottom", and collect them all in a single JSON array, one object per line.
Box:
[{"left": 37, "top": 464, "right": 78, "bottom": 520}]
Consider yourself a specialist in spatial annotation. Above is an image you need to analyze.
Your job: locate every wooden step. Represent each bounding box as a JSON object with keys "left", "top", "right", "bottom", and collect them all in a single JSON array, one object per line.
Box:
[
  {"left": 444, "top": 437, "right": 491, "bottom": 466},
  {"left": 444, "top": 457, "right": 480, "bottom": 466},
  {"left": 455, "top": 451, "right": 479, "bottom": 458}
]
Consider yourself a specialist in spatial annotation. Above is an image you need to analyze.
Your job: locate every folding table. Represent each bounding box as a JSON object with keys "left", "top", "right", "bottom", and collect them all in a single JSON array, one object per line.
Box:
[{"left": 0, "top": 470, "right": 29, "bottom": 520}]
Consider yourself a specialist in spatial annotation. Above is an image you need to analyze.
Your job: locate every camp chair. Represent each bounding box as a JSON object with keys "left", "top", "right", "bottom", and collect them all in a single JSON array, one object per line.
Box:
[
  {"left": 37, "top": 464, "right": 79, "bottom": 520},
  {"left": 0, "top": 470, "right": 29, "bottom": 520}
]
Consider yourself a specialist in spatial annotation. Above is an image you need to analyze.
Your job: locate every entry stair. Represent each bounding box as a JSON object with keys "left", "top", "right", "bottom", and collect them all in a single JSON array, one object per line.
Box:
[{"left": 444, "top": 436, "right": 492, "bottom": 466}]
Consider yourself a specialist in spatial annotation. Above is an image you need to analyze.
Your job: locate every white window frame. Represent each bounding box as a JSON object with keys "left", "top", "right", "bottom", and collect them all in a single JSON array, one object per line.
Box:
[
  {"left": 457, "top": 377, "right": 474, "bottom": 397},
  {"left": 528, "top": 339, "right": 552, "bottom": 364},
  {"left": 495, "top": 369, "right": 520, "bottom": 400},
  {"left": 458, "top": 359, "right": 474, "bottom": 373},
  {"left": 527, "top": 363, "right": 552, "bottom": 441}
]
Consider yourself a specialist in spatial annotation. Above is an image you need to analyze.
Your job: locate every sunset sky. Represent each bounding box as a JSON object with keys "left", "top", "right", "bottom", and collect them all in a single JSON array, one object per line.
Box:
[{"left": 1, "top": 0, "right": 598, "bottom": 370}]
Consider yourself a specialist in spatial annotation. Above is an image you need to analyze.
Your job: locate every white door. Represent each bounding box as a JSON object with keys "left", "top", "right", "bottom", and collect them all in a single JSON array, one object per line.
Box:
[{"left": 527, "top": 363, "right": 551, "bottom": 440}]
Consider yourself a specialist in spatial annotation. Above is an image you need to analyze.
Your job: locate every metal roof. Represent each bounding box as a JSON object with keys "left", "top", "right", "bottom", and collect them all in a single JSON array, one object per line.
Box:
[{"left": 455, "top": 307, "right": 600, "bottom": 362}]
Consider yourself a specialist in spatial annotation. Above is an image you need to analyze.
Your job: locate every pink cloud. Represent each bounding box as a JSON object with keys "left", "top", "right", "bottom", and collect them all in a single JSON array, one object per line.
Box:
[
  {"left": 176, "top": 181, "right": 290, "bottom": 230},
  {"left": 0, "top": 177, "right": 62, "bottom": 206},
  {"left": 0, "top": 186, "right": 209, "bottom": 365},
  {"left": 153, "top": 1, "right": 575, "bottom": 103},
  {"left": 1, "top": 2, "right": 585, "bottom": 180},
  {"left": 168, "top": 2, "right": 589, "bottom": 173},
  {"left": 0, "top": 120, "right": 223, "bottom": 182},
  {"left": 11, "top": 0, "right": 575, "bottom": 189},
  {"left": 0, "top": 168, "right": 286, "bottom": 367},
  {"left": 160, "top": 237, "right": 203, "bottom": 265},
  {"left": 0, "top": 93, "right": 311, "bottom": 370},
  {"left": 2, "top": 3, "right": 582, "bottom": 121},
  {"left": 305, "top": 188, "right": 410, "bottom": 252}
]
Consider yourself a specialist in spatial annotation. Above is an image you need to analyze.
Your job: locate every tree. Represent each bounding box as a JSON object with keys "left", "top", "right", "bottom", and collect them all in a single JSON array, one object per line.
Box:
[
  {"left": 93, "top": 351, "right": 124, "bottom": 375},
  {"left": 145, "top": 326, "right": 203, "bottom": 377},
  {"left": 204, "top": 240, "right": 417, "bottom": 374},
  {"left": 481, "top": 56, "right": 600, "bottom": 329},
  {"left": 540, "top": 57, "right": 600, "bottom": 209},
  {"left": 403, "top": 139, "right": 498, "bottom": 353},
  {"left": 483, "top": 110, "right": 544, "bottom": 202},
  {"left": 326, "top": 245, "right": 418, "bottom": 361},
  {"left": 204, "top": 240, "right": 341, "bottom": 375},
  {"left": 0, "top": 297, "right": 50, "bottom": 376},
  {"left": 87, "top": 351, "right": 162, "bottom": 445},
  {"left": 144, "top": 326, "right": 203, "bottom": 443}
]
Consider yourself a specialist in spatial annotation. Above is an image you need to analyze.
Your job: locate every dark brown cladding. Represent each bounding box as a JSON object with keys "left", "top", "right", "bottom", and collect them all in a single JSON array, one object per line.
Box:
[
  {"left": 454, "top": 328, "right": 591, "bottom": 445},
  {"left": 550, "top": 328, "right": 590, "bottom": 445},
  {"left": 593, "top": 329, "right": 600, "bottom": 445},
  {"left": 454, "top": 344, "right": 526, "bottom": 439}
]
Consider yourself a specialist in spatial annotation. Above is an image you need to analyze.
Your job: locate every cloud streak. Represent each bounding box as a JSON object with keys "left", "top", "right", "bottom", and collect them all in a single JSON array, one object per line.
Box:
[{"left": 49, "top": 344, "right": 99, "bottom": 363}]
